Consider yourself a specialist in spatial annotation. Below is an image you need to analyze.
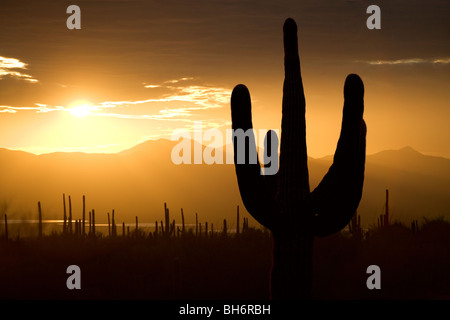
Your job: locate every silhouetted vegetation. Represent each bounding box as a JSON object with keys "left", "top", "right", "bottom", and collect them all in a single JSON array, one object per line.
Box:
[
  {"left": 1, "top": 198, "right": 449, "bottom": 300},
  {"left": 230, "top": 18, "right": 366, "bottom": 299},
  {"left": 316, "top": 218, "right": 450, "bottom": 299}
]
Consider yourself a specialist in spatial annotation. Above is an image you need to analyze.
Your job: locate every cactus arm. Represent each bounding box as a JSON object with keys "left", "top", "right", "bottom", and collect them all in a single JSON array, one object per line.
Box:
[
  {"left": 278, "top": 18, "right": 310, "bottom": 208},
  {"left": 310, "top": 74, "right": 367, "bottom": 237},
  {"left": 230, "top": 85, "right": 278, "bottom": 230}
]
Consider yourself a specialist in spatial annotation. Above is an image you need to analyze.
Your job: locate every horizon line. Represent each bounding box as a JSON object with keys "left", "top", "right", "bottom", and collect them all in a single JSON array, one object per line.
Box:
[{"left": 1, "top": 139, "right": 449, "bottom": 160}]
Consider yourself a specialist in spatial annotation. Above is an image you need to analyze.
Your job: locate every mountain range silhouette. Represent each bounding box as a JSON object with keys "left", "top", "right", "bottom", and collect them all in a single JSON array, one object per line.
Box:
[{"left": 0, "top": 140, "right": 448, "bottom": 228}]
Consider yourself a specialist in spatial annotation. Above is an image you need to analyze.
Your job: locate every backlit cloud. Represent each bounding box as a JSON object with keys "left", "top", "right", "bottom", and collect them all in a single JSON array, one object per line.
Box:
[
  {"left": 1, "top": 81, "right": 231, "bottom": 124},
  {"left": 0, "top": 56, "right": 26, "bottom": 69},
  {"left": 163, "top": 77, "right": 195, "bottom": 84},
  {"left": 0, "top": 56, "right": 38, "bottom": 83},
  {"left": 366, "top": 57, "right": 450, "bottom": 65},
  {"left": 0, "top": 107, "right": 17, "bottom": 113},
  {"left": 97, "top": 82, "right": 231, "bottom": 120},
  {"left": 0, "top": 104, "right": 64, "bottom": 113}
]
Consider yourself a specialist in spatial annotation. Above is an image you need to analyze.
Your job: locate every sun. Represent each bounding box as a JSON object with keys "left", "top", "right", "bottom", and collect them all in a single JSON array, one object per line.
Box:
[{"left": 68, "top": 100, "right": 96, "bottom": 117}]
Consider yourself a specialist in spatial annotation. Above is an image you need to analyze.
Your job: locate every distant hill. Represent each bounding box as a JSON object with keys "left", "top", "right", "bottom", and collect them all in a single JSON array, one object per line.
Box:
[
  {"left": 0, "top": 140, "right": 449, "bottom": 229},
  {"left": 354, "top": 146, "right": 450, "bottom": 227}
]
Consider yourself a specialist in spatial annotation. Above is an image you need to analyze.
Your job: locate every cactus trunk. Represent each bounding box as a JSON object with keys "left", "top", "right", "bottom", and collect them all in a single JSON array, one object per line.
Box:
[
  {"left": 230, "top": 18, "right": 366, "bottom": 299},
  {"left": 271, "top": 231, "right": 313, "bottom": 299}
]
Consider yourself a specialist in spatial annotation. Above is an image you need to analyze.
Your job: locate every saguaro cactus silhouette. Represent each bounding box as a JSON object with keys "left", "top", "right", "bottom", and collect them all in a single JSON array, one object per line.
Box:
[{"left": 230, "top": 18, "right": 366, "bottom": 299}]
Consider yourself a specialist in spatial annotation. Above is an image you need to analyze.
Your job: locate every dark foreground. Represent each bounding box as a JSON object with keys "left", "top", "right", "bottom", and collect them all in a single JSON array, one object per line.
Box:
[{"left": 0, "top": 220, "right": 449, "bottom": 300}]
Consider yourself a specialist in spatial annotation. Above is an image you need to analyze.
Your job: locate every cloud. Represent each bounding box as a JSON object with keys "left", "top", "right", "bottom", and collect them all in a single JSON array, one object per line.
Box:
[
  {"left": 0, "top": 56, "right": 38, "bottom": 83},
  {"left": 365, "top": 57, "right": 450, "bottom": 65},
  {"left": 169, "top": 85, "right": 230, "bottom": 108},
  {"left": 0, "top": 57, "right": 26, "bottom": 69},
  {"left": 432, "top": 58, "right": 450, "bottom": 64},
  {"left": 89, "top": 111, "right": 194, "bottom": 122},
  {"left": 163, "top": 77, "right": 195, "bottom": 84},
  {"left": 1, "top": 80, "right": 231, "bottom": 123},
  {"left": 97, "top": 82, "right": 231, "bottom": 120},
  {"left": 0, "top": 104, "right": 64, "bottom": 113},
  {"left": 0, "top": 107, "right": 17, "bottom": 113},
  {"left": 0, "top": 78, "right": 232, "bottom": 149}
]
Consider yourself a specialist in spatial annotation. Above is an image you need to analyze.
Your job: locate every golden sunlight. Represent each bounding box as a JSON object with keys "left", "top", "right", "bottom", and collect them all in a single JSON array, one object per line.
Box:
[{"left": 68, "top": 100, "right": 96, "bottom": 117}]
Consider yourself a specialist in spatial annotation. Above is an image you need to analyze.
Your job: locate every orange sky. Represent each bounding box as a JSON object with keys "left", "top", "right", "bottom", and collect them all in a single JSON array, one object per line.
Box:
[{"left": 0, "top": 0, "right": 449, "bottom": 158}]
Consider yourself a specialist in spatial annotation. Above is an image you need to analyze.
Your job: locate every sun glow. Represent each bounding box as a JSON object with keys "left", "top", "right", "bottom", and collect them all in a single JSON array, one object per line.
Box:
[{"left": 68, "top": 100, "right": 96, "bottom": 117}]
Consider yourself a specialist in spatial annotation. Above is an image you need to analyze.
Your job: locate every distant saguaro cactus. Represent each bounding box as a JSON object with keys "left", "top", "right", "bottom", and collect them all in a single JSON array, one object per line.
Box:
[
  {"left": 230, "top": 18, "right": 366, "bottom": 299},
  {"left": 68, "top": 195, "right": 72, "bottom": 234},
  {"left": 107, "top": 212, "right": 111, "bottom": 237},
  {"left": 82, "top": 195, "right": 86, "bottom": 236},
  {"left": 164, "top": 203, "right": 170, "bottom": 237},
  {"left": 92, "top": 209, "right": 96, "bottom": 236},
  {"left": 222, "top": 219, "right": 227, "bottom": 237},
  {"left": 88, "top": 211, "right": 92, "bottom": 235},
  {"left": 181, "top": 208, "right": 185, "bottom": 234},
  {"left": 195, "top": 212, "right": 199, "bottom": 236},
  {"left": 411, "top": 219, "right": 419, "bottom": 234},
  {"left": 38, "top": 201, "right": 43, "bottom": 238},
  {"left": 349, "top": 210, "right": 362, "bottom": 240},
  {"left": 378, "top": 189, "right": 390, "bottom": 228},
  {"left": 63, "top": 193, "right": 67, "bottom": 234},
  {"left": 135, "top": 216, "right": 139, "bottom": 237},
  {"left": 4, "top": 214, "right": 8, "bottom": 240},
  {"left": 111, "top": 210, "right": 116, "bottom": 237}
]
